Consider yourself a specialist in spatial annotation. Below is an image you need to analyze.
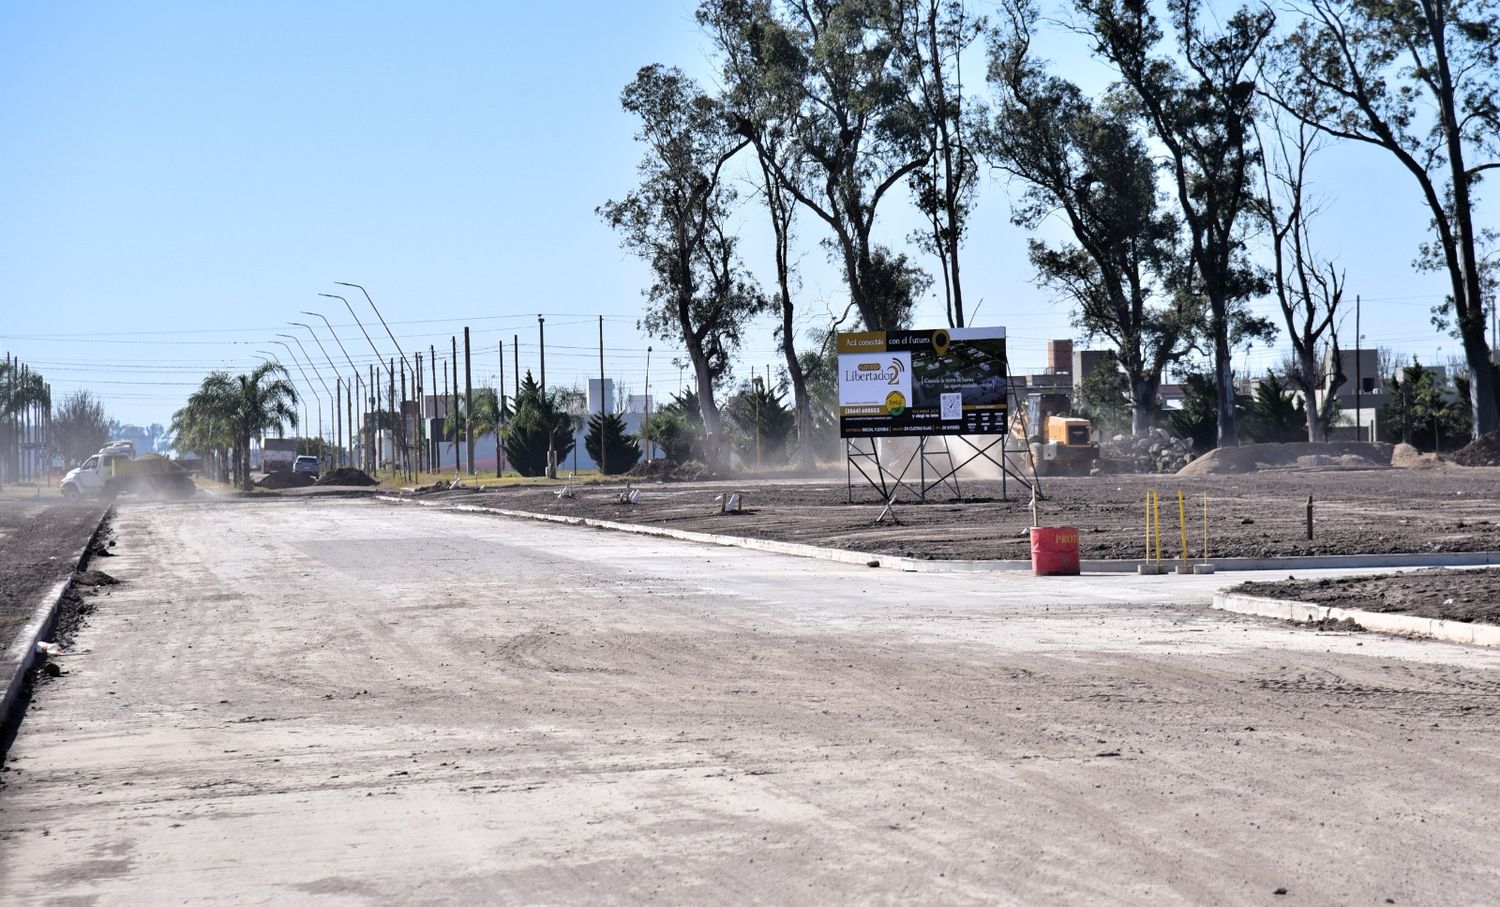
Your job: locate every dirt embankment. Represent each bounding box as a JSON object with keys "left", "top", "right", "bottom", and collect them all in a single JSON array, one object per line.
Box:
[
  {"left": 1451, "top": 430, "right": 1500, "bottom": 467},
  {"left": 1177, "top": 441, "right": 1397, "bottom": 476}
]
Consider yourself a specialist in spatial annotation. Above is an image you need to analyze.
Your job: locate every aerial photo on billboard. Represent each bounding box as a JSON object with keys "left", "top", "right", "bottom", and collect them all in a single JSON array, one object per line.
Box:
[{"left": 837, "top": 327, "right": 1007, "bottom": 438}]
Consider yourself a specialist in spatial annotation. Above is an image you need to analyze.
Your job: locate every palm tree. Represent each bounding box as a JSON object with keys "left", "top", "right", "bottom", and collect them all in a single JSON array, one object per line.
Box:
[
  {"left": 174, "top": 365, "right": 297, "bottom": 490},
  {"left": 1, "top": 360, "right": 49, "bottom": 487},
  {"left": 444, "top": 388, "right": 507, "bottom": 476}
]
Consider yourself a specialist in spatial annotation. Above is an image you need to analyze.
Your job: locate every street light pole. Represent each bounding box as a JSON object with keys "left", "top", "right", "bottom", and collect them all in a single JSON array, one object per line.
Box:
[
  {"left": 644, "top": 345, "right": 653, "bottom": 462},
  {"left": 333, "top": 282, "right": 412, "bottom": 374},
  {"left": 277, "top": 333, "right": 333, "bottom": 469},
  {"left": 291, "top": 322, "right": 344, "bottom": 467},
  {"left": 539, "top": 315, "right": 553, "bottom": 478},
  {"left": 271, "top": 340, "right": 323, "bottom": 461}
]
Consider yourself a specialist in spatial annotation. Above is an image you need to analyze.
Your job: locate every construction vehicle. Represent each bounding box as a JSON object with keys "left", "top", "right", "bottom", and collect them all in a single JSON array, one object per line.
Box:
[
  {"left": 61, "top": 448, "right": 196, "bottom": 499},
  {"left": 1012, "top": 392, "right": 1100, "bottom": 476}
]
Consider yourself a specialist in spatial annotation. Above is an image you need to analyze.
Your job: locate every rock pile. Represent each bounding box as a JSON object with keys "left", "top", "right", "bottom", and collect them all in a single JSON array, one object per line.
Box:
[{"left": 1102, "top": 429, "right": 1197, "bottom": 473}]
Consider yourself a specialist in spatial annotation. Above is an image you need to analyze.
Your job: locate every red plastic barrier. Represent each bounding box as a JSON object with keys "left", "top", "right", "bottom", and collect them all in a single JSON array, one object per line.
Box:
[{"left": 1030, "top": 526, "right": 1080, "bottom": 576}]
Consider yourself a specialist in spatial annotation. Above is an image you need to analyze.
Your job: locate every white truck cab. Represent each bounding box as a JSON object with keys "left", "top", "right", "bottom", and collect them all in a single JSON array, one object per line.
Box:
[{"left": 61, "top": 455, "right": 106, "bottom": 498}]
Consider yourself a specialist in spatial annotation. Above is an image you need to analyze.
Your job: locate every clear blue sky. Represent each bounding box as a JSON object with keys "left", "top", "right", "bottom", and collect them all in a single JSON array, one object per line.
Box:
[{"left": 0, "top": 1, "right": 1486, "bottom": 428}]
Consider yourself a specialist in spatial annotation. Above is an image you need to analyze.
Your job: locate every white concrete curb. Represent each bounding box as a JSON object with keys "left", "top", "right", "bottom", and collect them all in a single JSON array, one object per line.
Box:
[
  {"left": 375, "top": 495, "right": 1500, "bottom": 576},
  {"left": 1, "top": 578, "right": 74, "bottom": 728},
  {"left": 1, "top": 506, "right": 111, "bottom": 731},
  {"left": 1213, "top": 592, "right": 1500, "bottom": 648}
]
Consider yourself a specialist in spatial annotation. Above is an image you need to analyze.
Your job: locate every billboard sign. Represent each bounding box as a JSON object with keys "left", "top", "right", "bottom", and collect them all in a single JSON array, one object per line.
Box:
[{"left": 837, "top": 327, "right": 1006, "bottom": 438}]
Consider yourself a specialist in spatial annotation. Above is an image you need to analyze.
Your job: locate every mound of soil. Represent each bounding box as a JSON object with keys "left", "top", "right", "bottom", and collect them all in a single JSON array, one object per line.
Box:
[
  {"left": 1450, "top": 430, "right": 1500, "bottom": 467},
  {"left": 1391, "top": 442, "right": 1445, "bottom": 469},
  {"left": 255, "top": 471, "right": 314, "bottom": 489},
  {"left": 1177, "top": 441, "right": 1393, "bottom": 476},
  {"left": 315, "top": 467, "right": 378, "bottom": 487}
]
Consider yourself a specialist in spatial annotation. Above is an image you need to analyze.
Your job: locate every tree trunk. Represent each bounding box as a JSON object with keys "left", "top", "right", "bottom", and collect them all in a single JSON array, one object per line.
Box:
[
  {"left": 1130, "top": 376, "right": 1158, "bottom": 435},
  {"left": 781, "top": 312, "right": 815, "bottom": 470},
  {"left": 1213, "top": 304, "right": 1238, "bottom": 448},
  {"left": 1299, "top": 347, "right": 1324, "bottom": 442},
  {"left": 1425, "top": 0, "right": 1500, "bottom": 437},
  {"left": 687, "top": 341, "right": 724, "bottom": 474}
]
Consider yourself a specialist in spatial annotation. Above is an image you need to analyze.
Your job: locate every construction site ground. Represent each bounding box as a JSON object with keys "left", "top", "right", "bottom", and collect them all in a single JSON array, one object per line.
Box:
[
  {"left": 0, "top": 499, "right": 106, "bottom": 655},
  {"left": 4, "top": 497, "right": 1500, "bottom": 903},
  {"left": 420, "top": 465, "right": 1500, "bottom": 562}
]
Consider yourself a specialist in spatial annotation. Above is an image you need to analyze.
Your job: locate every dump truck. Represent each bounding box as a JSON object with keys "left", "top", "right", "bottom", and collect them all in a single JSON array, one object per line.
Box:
[
  {"left": 1014, "top": 392, "right": 1100, "bottom": 476},
  {"left": 61, "top": 449, "right": 196, "bottom": 499}
]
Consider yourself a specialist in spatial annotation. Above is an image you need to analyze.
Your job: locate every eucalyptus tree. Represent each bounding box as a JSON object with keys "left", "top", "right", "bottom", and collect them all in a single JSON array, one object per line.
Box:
[
  {"left": 986, "top": 0, "right": 1198, "bottom": 433},
  {"left": 1267, "top": 0, "right": 1500, "bottom": 437},
  {"left": 702, "top": 0, "right": 932, "bottom": 331},
  {"left": 899, "top": 0, "right": 986, "bottom": 328},
  {"left": 599, "top": 64, "right": 763, "bottom": 473},
  {"left": 700, "top": 0, "right": 818, "bottom": 466},
  {"left": 1077, "top": 0, "right": 1278, "bottom": 447}
]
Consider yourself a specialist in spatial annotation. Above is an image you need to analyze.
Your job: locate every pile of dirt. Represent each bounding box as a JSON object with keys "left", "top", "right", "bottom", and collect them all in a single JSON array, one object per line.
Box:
[
  {"left": 1177, "top": 441, "right": 1393, "bottom": 476},
  {"left": 255, "top": 471, "right": 314, "bottom": 489},
  {"left": 315, "top": 467, "right": 378, "bottom": 487},
  {"left": 1449, "top": 430, "right": 1500, "bottom": 467},
  {"left": 1391, "top": 442, "right": 1446, "bottom": 470}
]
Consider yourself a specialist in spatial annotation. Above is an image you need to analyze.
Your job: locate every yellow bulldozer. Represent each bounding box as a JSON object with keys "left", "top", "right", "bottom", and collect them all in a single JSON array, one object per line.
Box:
[{"left": 1012, "top": 392, "right": 1100, "bottom": 476}]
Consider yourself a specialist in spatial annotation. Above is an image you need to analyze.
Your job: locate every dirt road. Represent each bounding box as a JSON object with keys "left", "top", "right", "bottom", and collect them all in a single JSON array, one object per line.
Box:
[{"left": 2, "top": 498, "right": 1498, "bottom": 904}]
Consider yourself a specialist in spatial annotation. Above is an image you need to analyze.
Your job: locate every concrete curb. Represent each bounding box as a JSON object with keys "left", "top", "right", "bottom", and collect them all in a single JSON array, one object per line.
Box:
[
  {"left": 375, "top": 495, "right": 1500, "bottom": 576},
  {"left": 0, "top": 505, "right": 111, "bottom": 732},
  {"left": 1213, "top": 591, "right": 1500, "bottom": 648}
]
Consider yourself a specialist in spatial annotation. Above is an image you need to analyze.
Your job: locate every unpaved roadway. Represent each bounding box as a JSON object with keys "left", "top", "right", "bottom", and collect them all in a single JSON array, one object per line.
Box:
[{"left": 2, "top": 498, "right": 1498, "bottom": 904}]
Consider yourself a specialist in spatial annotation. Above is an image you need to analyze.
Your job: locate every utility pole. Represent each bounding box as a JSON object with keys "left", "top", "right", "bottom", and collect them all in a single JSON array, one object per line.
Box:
[
  {"left": 539, "top": 315, "right": 552, "bottom": 478},
  {"left": 598, "top": 315, "right": 607, "bottom": 477},
  {"left": 1355, "top": 293, "right": 1362, "bottom": 442},
  {"left": 513, "top": 333, "right": 520, "bottom": 400},
  {"left": 504, "top": 337, "right": 510, "bottom": 476},
  {"left": 348, "top": 373, "right": 355, "bottom": 471},
  {"left": 400, "top": 357, "right": 410, "bottom": 480},
  {"left": 334, "top": 378, "right": 342, "bottom": 468},
  {"left": 414, "top": 352, "right": 423, "bottom": 474},
  {"left": 369, "top": 363, "right": 377, "bottom": 474},
  {"left": 451, "top": 335, "right": 463, "bottom": 474},
  {"left": 644, "top": 345, "right": 653, "bottom": 462},
  {"left": 430, "top": 345, "right": 439, "bottom": 470},
  {"left": 464, "top": 326, "right": 474, "bottom": 475}
]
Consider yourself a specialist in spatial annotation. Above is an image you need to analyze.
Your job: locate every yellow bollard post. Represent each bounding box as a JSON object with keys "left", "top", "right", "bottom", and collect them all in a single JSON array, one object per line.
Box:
[
  {"left": 1153, "top": 491, "right": 1163, "bottom": 564},
  {"left": 1203, "top": 493, "right": 1209, "bottom": 560},
  {"left": 1145, "top": 492, "right": 1152, "bottom": 562},
  {"left": 1193, "top": 492, "right": 1215, "bottom": 574},
  {"left": 1177, "top": 490, "right": 1189, "bottom": 573}
]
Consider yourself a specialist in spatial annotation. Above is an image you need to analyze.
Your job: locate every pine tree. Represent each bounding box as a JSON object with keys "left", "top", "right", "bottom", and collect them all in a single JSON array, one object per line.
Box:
[
  {"left": 585, "top": 412, "right": 641, "bottom": 475},
  {"left": 501, "top": 371, "right": 575, "bottom": 477}
]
